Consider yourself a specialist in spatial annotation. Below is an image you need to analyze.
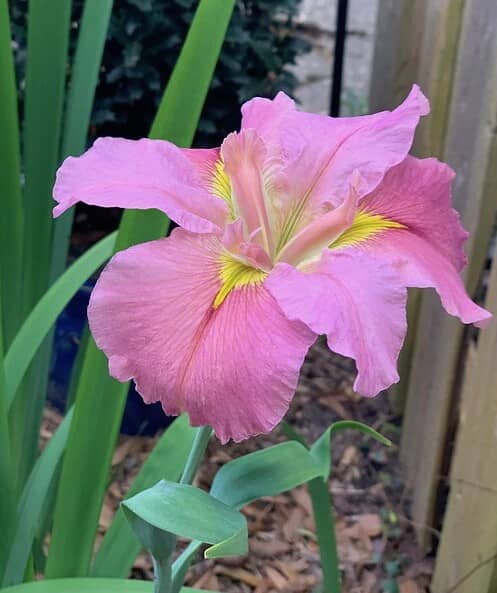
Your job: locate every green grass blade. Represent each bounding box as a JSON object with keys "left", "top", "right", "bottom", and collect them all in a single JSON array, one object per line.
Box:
[
  {"left": 91, "top": 415, "right": 196, "bottom": 578},
  {"left": 4, "top": 232, "right": 116, "bottom": 408},
  {"left": 1, "top": 578, "right": 209, "bottom": 593},
  {"left": 2, "top": 410, "right": 73, "bottom": 587},
  {"left": 46, "top": 0, "right": 235, "bottom": 578},
  {"left": 0, "top": 291, "right": 15, "bottom": 581},
  {"left": 50, "top": 0, "right": 114, "bottom": 282},
  {"left": 0, "top": 0, "right": 23, "bottom": 347}
]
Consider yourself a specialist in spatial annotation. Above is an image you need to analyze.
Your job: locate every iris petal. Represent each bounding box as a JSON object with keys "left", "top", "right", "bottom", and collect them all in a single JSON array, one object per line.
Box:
[{"left": 88, "top": 228, "right": 314, "bottom": 443}]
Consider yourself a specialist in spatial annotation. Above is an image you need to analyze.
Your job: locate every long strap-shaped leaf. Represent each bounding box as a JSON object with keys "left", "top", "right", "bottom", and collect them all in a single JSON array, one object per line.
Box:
[
  {"left": 46, "top": 0, "right": 235, "bottom": 578},
  {"left": 21, "top": 0, "right": 71, "bottom": 311},
  {"left": 2, "top": 409, "right": 73, "bottom": 587},
  {"left": 4, "top": 232, "right": 116, "bottom": 409},
  {"left": 11, "top": 0, "right": 73, "bottom": 496},
  {"left": 0, "top": 290, "right": 15, "bottom": 581},
  {"left": 0, "top": 0, "right": 23, "bottom": 347},
  {"left": 1, "top": 578, "right": 210, "bottom": 593},
  {"left": 50, "top": 0, "right": 114, "bottom": 282},
  {"left": 281, "top": 421, "right": 392, "bottom": 593}
]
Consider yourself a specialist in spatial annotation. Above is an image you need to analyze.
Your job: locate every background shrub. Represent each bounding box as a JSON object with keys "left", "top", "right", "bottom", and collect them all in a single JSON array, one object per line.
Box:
[{"left": 11, "top": 0, "right": 310, "bottom": 147}]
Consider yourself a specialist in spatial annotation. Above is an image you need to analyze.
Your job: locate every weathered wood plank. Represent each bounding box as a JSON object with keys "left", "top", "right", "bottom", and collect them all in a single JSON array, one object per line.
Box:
[
  {"left": 414, "top": 0, "right": 465, "bottom": 157},
  {"left": 375, "top": 0, "right": 466, "bottom": 413},
  {"left": 369, "top": 0, "right": 425, "bottom": 112},
  {"left": 369, "top": 0, "right": 430, "bottom": 412},
  {"left": 400, "top": 0, "right": 497, "bottom": 549},
  {"left": 432, "top": 239, "right": 497, "bottom": 592}
]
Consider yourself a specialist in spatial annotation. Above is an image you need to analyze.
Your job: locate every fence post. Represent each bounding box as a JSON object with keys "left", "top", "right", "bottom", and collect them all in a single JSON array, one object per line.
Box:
[
  {"left": 431, "top": 128, "right": 497, "bottom": 591},
  {"left": 369, "top": 0, "right": 425, "bottom": 113},
  {"left": 369, "top": 0, "right": 429, "bottom": 414},
  {"left": 399, "top": 0, "right": 497, "bottom": 550}
]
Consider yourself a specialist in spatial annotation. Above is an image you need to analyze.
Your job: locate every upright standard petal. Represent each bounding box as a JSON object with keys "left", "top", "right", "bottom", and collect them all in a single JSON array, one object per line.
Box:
[
  {"left": 262, "top": 86, "right": 429, "bottom": 248},
  {"left": 88, "top": 228, "right": 315, "bottom": 443},
  {"left": 240, "top": 91, "right": 296, "bottom": 152},
  {"left": 221, "top": 129, "right": 275, "bottom": 255},
  {"left": 266, "top": 251, "right": 408, "bottom": 397},
  {"left": 330, "top": 156, "right": 491, "bottom": 327},
  {"left": 53, "top": 137, "right": 229, "bottom": 233}
]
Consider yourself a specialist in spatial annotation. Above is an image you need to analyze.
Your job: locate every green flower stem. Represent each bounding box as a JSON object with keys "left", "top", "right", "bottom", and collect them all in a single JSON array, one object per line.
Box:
[
  {"left": 179, "top": 425, "right": 212, "bottom": 485},
  {"left": 308, "top": 477, "right": 341, "bottom": 593},
  {"left": 153, "top": 425, "right": 212, "bottom": 593},
  {"left": 153, "top": 557, "right": 172, "bottom": 593}
]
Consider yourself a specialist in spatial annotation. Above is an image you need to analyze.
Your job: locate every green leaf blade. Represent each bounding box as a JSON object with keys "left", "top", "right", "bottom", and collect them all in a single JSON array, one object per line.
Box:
[
  {"left": 50, "top": 0, "right": 114, "bottom": 282},
  {"left": 2, "top": 410, "right": 74, "bottom": 587},
  {"left": 0, "top": 291, "right": 15, "bottom": 581},
  {"left": 21, "top": 0, "right": 72, "bottom": 312},
  {"left": 91, "top": 415, "right": 197, "bottom": 578},
  {"left": 149, "top": 0, "right": 236, "bottom": 146},
  {"left": 1, "top": 577, "right": 211, "bottom": 593},
  {"left": 123, "top": 480, "right": 248, "bottom": 559},
  {"left": 11, "top": 0, "right": 72, "bottom": 496},
  {"left": 210, "top": 441, "right": 324, "bottom": 509},
  {"left": 0, "top": 0, "right": 23, "bottom": 346},
  {"left": 5, "top": 232, "right": 116, "bottom": 409}
]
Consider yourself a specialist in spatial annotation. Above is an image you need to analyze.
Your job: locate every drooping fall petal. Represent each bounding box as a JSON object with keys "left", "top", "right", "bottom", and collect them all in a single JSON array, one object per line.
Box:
[
  {"left": 266, "top": 251, "right": 408, "bottom": 397},
  {"left": 53, "top": 137, "right": 229, "bottom": 233},
  {"left": 88, "top": 228, "right": 315, "bottom": 442},
  {"left": 330, "top": 156, "right": 491, "bottom": 327}
]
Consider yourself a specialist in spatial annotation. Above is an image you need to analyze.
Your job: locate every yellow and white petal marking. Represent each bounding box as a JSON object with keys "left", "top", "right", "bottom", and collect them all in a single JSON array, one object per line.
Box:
[
  {"left": 330, "top": 209, "right": 406, "bottom": 249},
  {"left": 210, "top": 159, "right": 234, "bottom": 218},
  {"left": 213, "top": 254, "right": 268, "bottom": 309}
]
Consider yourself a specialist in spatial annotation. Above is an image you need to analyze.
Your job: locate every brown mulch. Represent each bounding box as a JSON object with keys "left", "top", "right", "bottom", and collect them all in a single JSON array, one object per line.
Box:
[{"left": 41, "top": 339, "right": 433, "bottom": 593}]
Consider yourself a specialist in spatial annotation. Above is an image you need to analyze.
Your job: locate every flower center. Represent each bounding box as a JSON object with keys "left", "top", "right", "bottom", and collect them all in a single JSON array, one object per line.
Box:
[{"left": 213, "top": 254, "right": 268, "bottom": 309}]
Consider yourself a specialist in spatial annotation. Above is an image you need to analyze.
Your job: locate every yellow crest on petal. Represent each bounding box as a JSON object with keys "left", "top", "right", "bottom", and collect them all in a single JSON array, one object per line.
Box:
[
  {"left": 210, "top": 159, "right": 234, "bottom": 217},
  {"left": 214, "top": 254, "right": 267, "bottom": 309},
  {"left": 330, "top": 209, "right": 406, "bottom": 249}
]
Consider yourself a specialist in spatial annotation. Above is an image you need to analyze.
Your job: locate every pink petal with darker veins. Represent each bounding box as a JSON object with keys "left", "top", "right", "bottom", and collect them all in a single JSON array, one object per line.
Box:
[
  {"left": 266, "top": 251, "right": 408, "bottom": 397},
  {"left": 240, "top": 86, "right": 429, "bottom": 236},
  {"left": 53, "top": 137, "right": 228, "bottom": 233},
  {"left": 88, "top": 228, "right": 315, "bottom": 443},
  {"left": 348, "top": 156, "right": 491, "bottom": 327}
]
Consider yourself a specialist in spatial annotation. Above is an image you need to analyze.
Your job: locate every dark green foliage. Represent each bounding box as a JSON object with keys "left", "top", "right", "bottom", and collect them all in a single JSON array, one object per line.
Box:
[{"left": 11, "top": 0, "right": 310, "bottom": 147}]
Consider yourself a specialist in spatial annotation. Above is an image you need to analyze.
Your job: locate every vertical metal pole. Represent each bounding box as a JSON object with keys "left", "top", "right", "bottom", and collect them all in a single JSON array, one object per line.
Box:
[{"left": 330, "top": 0, "right": 349, "bottom": 116}]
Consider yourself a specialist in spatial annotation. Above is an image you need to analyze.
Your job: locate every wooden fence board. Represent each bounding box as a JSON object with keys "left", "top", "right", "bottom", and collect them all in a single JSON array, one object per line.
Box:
[
  {"left": 369, "top": 0, "right": 425, "bottom": 113},
  {"left": 369, "top": 0, "right": 429, "bottom": 412},
  {"left": 414, "top": 0, "right": 465, "bottom": 158},
  {"left": 400, "top": 0, "right": 497, "bottom": 549},
  {"left": 370, "top": 0, "right": 466, "bottom": 415},
  {"left": 432, "top": 251, "right": 497, "bottom": 592}
]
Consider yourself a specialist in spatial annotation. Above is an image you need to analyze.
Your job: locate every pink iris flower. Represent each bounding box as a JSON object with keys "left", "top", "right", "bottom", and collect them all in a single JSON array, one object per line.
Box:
[{"left": 53, "top": 86, "right": 491, "bottom": 443}]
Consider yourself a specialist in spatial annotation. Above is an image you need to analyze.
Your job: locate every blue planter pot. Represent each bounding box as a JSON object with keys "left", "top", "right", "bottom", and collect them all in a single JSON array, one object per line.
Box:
[{"left": 48, "top": 281, "right": 173, "bottom": 435}]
